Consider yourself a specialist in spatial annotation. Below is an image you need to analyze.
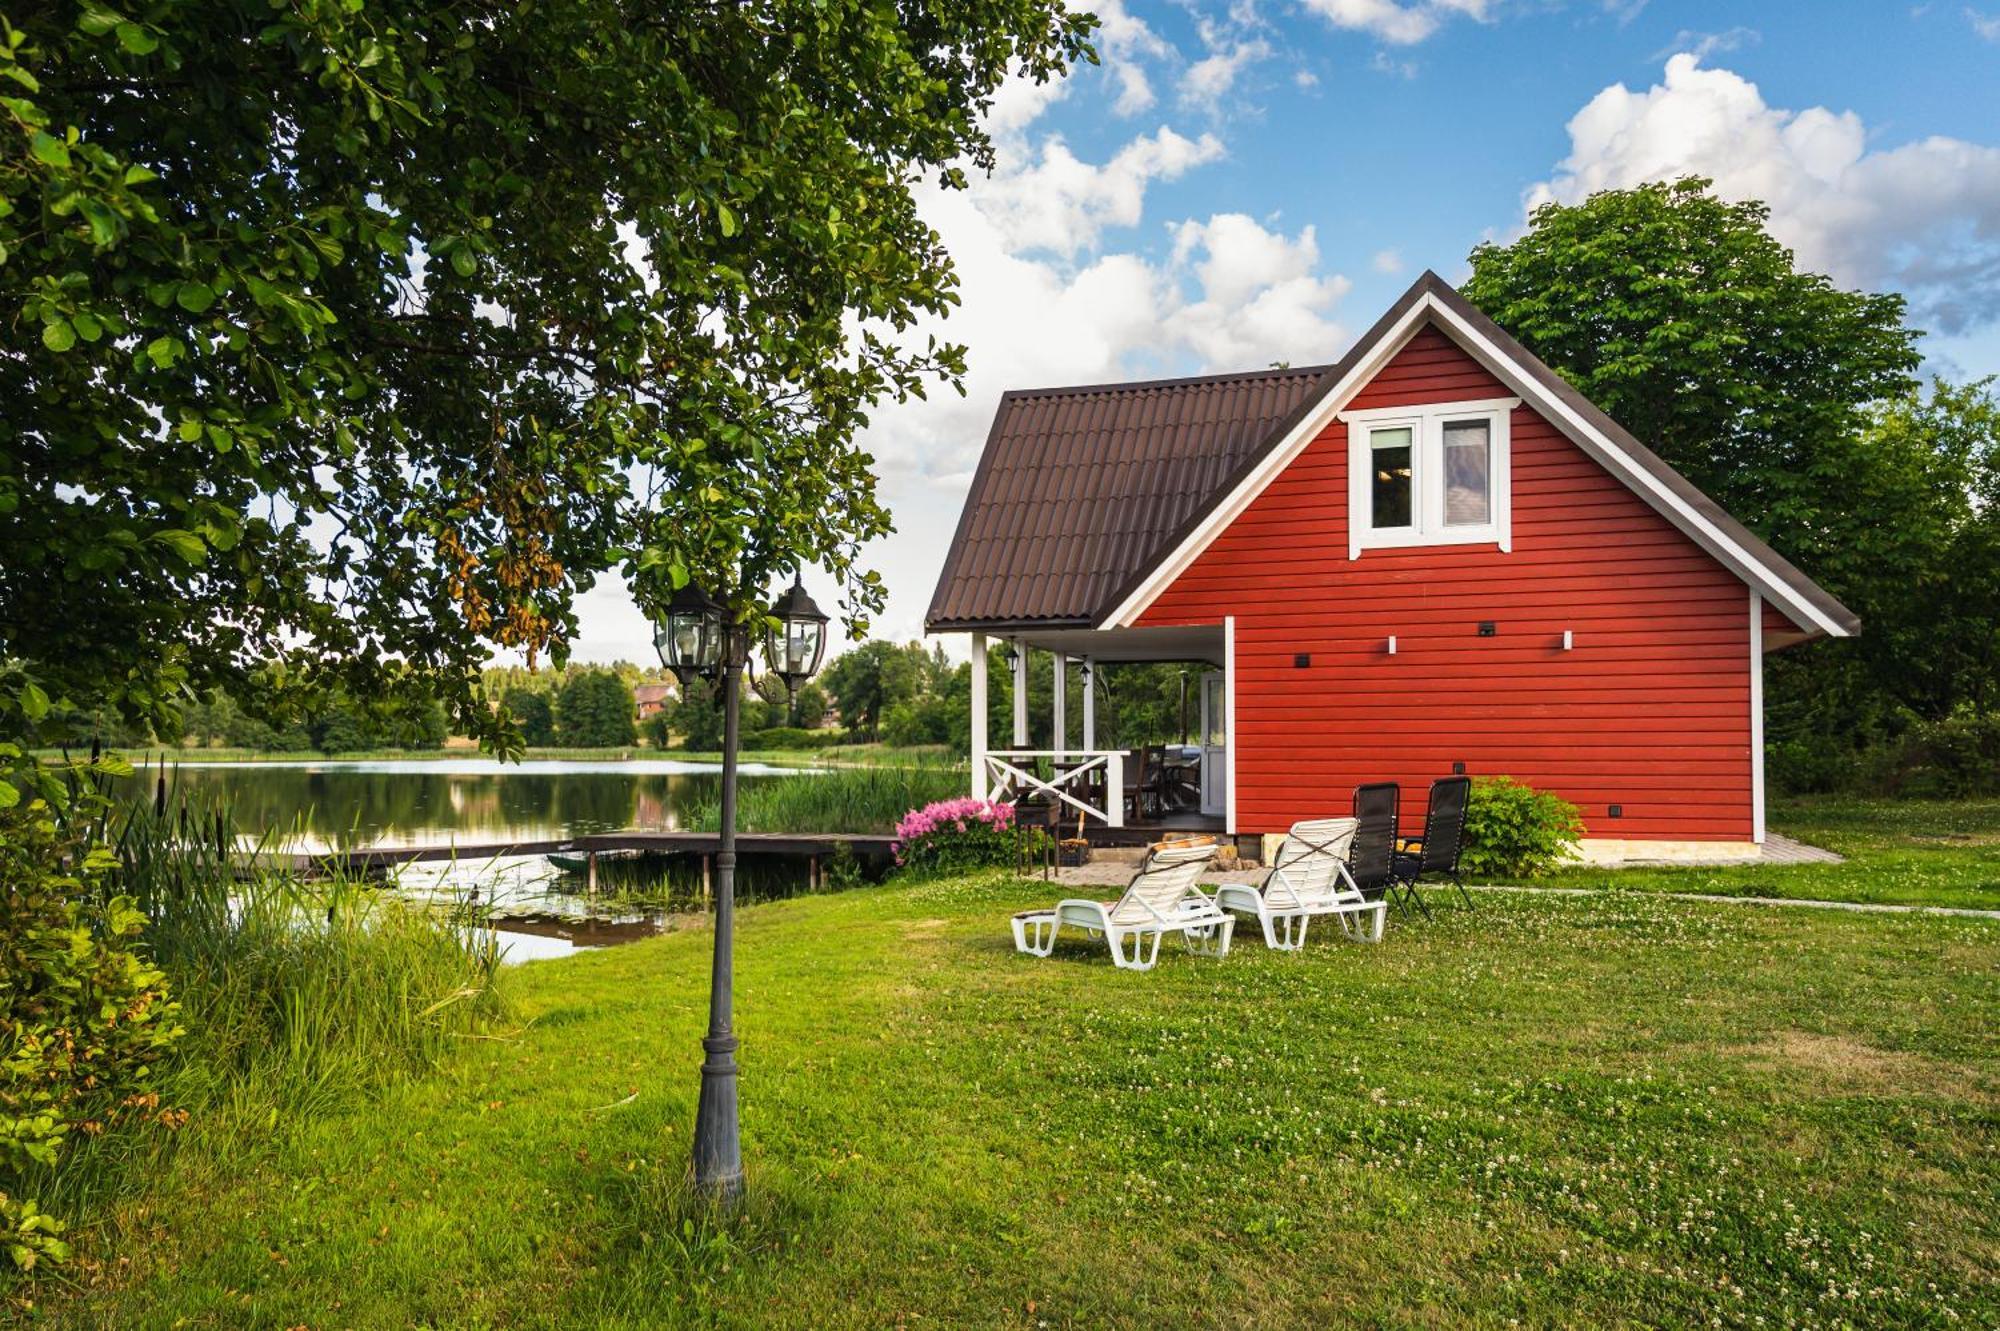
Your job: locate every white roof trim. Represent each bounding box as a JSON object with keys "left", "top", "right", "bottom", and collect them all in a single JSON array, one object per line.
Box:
[{"left": 1100, "top": 291, "right": 1851, "bottom": 639}]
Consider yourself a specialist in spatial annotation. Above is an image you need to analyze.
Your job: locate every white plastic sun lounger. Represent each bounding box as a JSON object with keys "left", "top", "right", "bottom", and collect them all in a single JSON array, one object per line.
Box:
[
  {"left": 1010, "top": 840, "right": 1232, "bottom": 970},
  {"left": 1213, "top": 817, "right": 1386, "bottom": 949}
]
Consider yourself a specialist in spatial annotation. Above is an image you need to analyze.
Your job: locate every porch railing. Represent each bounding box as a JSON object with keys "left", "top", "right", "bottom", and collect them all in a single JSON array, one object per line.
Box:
[{"left": 981, "top": 750, "right": 1125, "bottom": 829}]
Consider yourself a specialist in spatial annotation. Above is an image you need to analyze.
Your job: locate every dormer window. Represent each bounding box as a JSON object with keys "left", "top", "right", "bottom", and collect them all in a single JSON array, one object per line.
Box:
[{"left": 1340, "top": 398, "right": 1518, "bottom": 558}]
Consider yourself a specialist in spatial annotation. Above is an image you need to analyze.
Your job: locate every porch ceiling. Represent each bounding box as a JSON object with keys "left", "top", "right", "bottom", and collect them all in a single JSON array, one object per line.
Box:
[{"left": 1009, "top": 622, "right": 1224, "bottom": 665}]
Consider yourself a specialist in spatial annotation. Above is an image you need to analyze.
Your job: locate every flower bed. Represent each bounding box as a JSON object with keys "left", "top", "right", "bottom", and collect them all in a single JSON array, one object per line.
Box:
[{"left": 892, "top": 798, "right": 1020, "bottom": 876}]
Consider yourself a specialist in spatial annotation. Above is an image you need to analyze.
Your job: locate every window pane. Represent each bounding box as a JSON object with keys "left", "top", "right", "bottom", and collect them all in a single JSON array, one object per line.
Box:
[
  {"left": 1369, "top": 426, "right": 1413, "bottom": 529},
  {"left": 1443, "top": 419, "right": 1491, "bottom": 526}
]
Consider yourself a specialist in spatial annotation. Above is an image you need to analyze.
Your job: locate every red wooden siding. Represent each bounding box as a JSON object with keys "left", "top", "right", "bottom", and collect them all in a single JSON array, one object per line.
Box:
[{"left": 1137, "top": 324, "right": 1756, "bottom": 843}]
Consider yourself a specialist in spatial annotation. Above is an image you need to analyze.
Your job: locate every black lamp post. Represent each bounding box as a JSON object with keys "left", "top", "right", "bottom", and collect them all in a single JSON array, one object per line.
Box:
[{"left": 653, "top": 574, "right": 829, "bottom": 1202}]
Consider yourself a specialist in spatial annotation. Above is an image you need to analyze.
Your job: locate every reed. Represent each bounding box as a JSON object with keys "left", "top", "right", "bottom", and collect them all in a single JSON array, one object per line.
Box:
[
  {"left": 680, "top": 761, "right": 968, "bottom": 834},
  {"left": 28, "top": 782, "right": 507, "bottom": 1220}
]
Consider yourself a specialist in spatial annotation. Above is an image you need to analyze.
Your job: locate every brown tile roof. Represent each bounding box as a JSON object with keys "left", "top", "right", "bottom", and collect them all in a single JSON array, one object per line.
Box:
[{"left": 924, "top": 363, "right": 1331, "bottom": 630}]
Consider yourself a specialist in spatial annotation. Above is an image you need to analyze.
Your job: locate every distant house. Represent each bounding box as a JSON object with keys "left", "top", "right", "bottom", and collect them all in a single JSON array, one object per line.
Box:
[
  {"left": 633, "top": 682, "right": 674, "bottom": 720},
  {"left": 926, "top": 272, "right": 1857, "bottom": 863}
]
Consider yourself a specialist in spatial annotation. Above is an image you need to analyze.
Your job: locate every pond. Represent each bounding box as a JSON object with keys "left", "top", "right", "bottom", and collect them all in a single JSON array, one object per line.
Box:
[
  {"left": 132, "top": 758, "right": 840, "bottom": 962},
  {"left": 137, "top": 756, "right": 806, "bottom": 849}
]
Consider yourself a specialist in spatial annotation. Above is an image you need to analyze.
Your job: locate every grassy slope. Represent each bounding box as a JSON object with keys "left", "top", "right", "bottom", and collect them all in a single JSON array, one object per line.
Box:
[
  {"left": 46, "top": 878, "right": 1998, "bottom": 1328},
  {"left": 1533, "top": 796, "right": 2000, "bottom": 911}
]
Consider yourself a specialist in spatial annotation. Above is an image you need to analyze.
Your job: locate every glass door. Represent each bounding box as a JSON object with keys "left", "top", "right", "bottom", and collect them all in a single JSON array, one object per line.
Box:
[{"left": 1198, "top": 670, "right": 1227, "bottom": 819}]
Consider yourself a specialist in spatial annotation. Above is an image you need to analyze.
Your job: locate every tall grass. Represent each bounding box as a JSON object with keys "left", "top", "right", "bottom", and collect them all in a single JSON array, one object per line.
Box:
[
  {"left": 682, "top": 762, "right": 968, "bottom": 834},
  {"left": 28, "top": 782, "right": 507, "bottom": 1222}
]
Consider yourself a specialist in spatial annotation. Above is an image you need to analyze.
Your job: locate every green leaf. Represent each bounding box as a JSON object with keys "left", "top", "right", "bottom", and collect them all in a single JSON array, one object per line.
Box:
[
  {"left": 718, "top": 204, "right": 738, "bottom": 238},
  {"left": 19, "top": 680, "right": 50, "bottom": 720},
  {"left": 176, "top": 281, "right": 216, "bottom": 313},
  {"left": 0, "top": 778, "right": 17, "bottom": 809},
  {"left": 114, "top": 22, "right": 158, "bottom": 55},
  {"left": 28, "top": 131, "right": 70, "bottom": 169},
  {"left": 41, "top": 320, "right": 76, "bottom": 352},
  {"left": 152, "top": 529, "right": 207, "bottom": 565}
]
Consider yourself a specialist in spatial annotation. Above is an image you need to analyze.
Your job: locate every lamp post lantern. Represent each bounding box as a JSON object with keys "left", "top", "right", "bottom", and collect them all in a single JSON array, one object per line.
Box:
[
  {"left": 764, "top": 577, "right": 829, "bottom": 697},
  {"left": 651, "top": 574, "right": 828, "bottom": 1203}
]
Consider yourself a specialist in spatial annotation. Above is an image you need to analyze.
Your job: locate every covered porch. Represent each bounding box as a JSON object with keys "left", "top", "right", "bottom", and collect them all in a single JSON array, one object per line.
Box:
[{"left": 962, "top": 621, "right": 1234, "bottom": 840}]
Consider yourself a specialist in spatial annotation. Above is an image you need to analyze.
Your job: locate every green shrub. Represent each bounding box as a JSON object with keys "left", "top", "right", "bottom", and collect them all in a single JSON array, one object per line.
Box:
[
  {"left": 0, "top": 797, "right": 183, "bottom": 1275},
  {"left": 1460, "top": 776, "right": 1583, "bottom": 878},
  {"left": 741, "top": 726, "right": 850, "bottom": 751},
  {"left": 1894, "top": 713, "right": 2000, "bottom": 797}
]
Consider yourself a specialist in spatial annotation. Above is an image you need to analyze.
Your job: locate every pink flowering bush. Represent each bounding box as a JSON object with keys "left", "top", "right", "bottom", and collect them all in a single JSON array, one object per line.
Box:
[{"left": 892, "top": 798, "right": 1024, "bottom": 877}]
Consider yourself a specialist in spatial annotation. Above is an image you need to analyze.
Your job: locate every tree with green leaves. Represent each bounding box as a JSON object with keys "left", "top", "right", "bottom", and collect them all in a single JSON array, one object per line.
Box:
[
  {"left": 822, "top": 640, "right": 925, "bottom": 740},
  {"left": 499, "top": 687, "right": 555, "bottom": 748},
  {"left": 1460, "top": 177, "right": 1987, "bottom": 753},
  {"left": 554, "top": 669, "right": 634, "bottom": 749},
  {"left": 0, "top": 0, "right": 1096, "bottom": 750},
  {"left": 1464, "top": 178, "right": 1921, "bottom": 579}
]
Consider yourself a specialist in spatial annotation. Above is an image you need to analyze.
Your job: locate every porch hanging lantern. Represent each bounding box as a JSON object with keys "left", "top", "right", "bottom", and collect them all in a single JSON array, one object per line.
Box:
[
  {"left": 655, "top": 581, "right": 725, "bottom": 688},
  {"left": 763, "top": 577, "right": 829, "bottom": 695}
]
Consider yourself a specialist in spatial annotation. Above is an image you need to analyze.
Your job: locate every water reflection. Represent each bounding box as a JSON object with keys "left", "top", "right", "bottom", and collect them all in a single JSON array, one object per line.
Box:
[
  {"left": 394, "top": 848, "right": 878, "bottom": 964},
  {"left": 134, "top": 758, "right": 803, "bottom": 850},
  {"left": 128, "top": 759, "right": 855, "bottom": 961}
]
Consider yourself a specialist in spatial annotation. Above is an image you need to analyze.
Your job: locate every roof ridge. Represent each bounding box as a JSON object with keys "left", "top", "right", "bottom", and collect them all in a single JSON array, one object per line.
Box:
[{"left": 1003, "top": 361, "right": 1336, "bottom": 402}]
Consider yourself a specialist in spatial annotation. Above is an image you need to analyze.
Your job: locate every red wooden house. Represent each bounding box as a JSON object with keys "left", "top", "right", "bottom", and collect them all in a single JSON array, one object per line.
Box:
[{"left": 926, "top": 273, "right": 1857, "bottom": 862}]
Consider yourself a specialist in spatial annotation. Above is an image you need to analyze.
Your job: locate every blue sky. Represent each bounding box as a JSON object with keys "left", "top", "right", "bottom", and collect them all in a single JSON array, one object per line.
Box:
[{"left": 566, "top": 0, "right": 2000, "bottom": 663}]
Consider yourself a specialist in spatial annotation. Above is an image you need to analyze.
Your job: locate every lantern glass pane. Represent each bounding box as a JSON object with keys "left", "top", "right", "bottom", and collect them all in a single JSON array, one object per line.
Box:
[{"left": 788, "top": 620, "right": 821, "bottom": 674}]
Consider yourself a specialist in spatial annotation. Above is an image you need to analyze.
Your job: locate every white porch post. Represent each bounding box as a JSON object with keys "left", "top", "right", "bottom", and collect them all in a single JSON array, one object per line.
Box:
[
  {"left": 970, "top": 633, "right": 988, "bottom": 800},
  {"left": 1051, "top": 654, "right": 1067, "bottom": 761},
  {"left": 1011, "top": 640, "right": 1029, "bottom": 746},
  {"left": 1081, "top": 657, "right": 1096, "bottom": 751}
]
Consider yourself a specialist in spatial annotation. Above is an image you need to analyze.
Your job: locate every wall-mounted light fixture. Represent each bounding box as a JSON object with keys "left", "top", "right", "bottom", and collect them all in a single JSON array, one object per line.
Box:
[
  {"left": 1477, "top": 621, "right": 1497, "bottom": 637},
  {"left": 1386, "top": 635, "right": 1398, "bottom": 655},
  {"left": 1562, "top": 630, "right": 1574, "bottom": 651}
]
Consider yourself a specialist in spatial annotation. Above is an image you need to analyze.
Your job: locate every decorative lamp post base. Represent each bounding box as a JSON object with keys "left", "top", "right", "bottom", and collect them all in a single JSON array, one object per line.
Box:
[{"left": 691, "top": 1030, "right": 743, "bottom": 1199}]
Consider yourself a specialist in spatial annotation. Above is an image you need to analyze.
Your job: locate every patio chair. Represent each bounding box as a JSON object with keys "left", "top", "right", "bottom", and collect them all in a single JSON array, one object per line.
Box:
[
  {"left": 1213, "top": 817, "right": 1386, "bottom": 948},
  {"left": 1392, "top": 776, "right": 1474, "bottom": 913},
  {"left": 1009, "top": 840, "right": 1231, "bottom": 970},
  {"left": 1350, "top": 782, "right": 1406, "bottom": 915}
]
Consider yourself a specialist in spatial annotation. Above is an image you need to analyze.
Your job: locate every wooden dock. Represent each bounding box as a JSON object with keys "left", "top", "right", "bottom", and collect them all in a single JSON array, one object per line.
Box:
[{"left": 273, "top": 831, "right": 899, "bottom": 877}]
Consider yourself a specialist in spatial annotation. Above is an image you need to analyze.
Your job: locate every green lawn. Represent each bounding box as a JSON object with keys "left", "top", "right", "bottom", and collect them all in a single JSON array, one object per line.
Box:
[
  {"left": 1533, "top": 795, "right": 2000, "bottom": 911},
  {"left": 39, "top": 870, "right": 1998, "bottom": 1327}
]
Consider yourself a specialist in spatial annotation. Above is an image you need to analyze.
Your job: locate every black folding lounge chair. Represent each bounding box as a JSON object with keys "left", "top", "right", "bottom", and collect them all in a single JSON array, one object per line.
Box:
[
  {"left": 1349, "top": 782, "right": 1404, "bottom": 915},
  {"left": 1392, "top": 776, "right": 1474, "bottom": 913}
]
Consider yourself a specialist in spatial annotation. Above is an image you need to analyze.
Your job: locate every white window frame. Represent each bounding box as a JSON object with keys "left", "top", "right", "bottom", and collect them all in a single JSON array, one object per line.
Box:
[{"left": 1340, "top": 397, "right": 1518, "bottom": 559}]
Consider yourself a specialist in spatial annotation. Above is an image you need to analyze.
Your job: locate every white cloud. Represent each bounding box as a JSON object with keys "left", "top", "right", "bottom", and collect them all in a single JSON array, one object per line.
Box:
[
  {"left": 974, "top": 127, "right": 1226, "bottom": 257},
  {"left": 1164, "top": 215, "right": 1353, "bottom": 367},
  {"left": 1370, "top": 50, "right": 1420, "bottom": 79},
  {"left": 1181, "top": 39, "right": 1272, "bottom": 109},
  {"left": 1970, "top": 8, "right": 2000, "bottom": 40},
  {"left": 1372, "top": 248, "right": 1405, "bottom": 274},
  {"left": 1094, "top": 0, "right": 1175, "bottom": 116},
  {"left": 1528, "top": 54, "right": 2000, "bottom": 332},
  {"left": 1301, "top": 0, "right": 1492, "bottom": 45},
  {"left": 1658, "top": 26, "right": 1759, "bottom": 61}
]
